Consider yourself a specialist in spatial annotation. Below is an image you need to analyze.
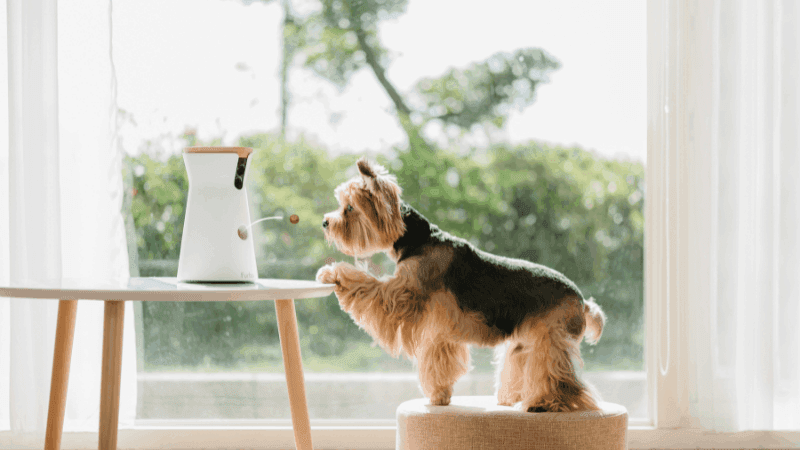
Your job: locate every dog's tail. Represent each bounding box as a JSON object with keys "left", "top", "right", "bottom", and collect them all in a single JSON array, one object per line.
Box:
[{"left": 582, "top": 297, "right": 606, "bottom": 345}]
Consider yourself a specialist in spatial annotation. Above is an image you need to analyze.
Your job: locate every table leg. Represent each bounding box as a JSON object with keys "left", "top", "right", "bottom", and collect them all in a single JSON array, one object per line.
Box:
[
  {"left": 99, "top": 301, "right": 125, "bottom": 450},
  {"left": 45, "top": 300, "right": 78, "bottom": 450},
  {"left": 274, "top": 299, "right": 314, "bottom": 450}
]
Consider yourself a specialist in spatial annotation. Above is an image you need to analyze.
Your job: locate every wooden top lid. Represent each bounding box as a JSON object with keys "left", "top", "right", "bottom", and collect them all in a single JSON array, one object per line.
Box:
[{"left": 184, "top": 147, "right": 253, "bottom": 158}]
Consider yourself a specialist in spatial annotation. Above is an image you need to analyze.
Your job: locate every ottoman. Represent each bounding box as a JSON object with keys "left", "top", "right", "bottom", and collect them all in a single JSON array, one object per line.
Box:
[{"left": 396, "top": 396, "right": 628, "bottom": 450}]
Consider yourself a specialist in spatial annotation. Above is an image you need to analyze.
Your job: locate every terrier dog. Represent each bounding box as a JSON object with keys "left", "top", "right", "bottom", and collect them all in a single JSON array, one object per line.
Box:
[{"left": 316, "top": 158, "right": 606, "bottom": 412}]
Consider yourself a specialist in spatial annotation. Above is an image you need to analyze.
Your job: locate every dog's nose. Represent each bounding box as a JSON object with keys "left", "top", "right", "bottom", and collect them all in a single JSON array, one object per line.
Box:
[{"left": 322, "top": 219, "right": 329, "bottom": 229}]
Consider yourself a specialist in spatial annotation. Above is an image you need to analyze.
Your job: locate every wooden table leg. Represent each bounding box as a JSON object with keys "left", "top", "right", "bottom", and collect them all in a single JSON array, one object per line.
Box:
[
  {"left": 99, "top": 301, "right": 125, "bottom": 450},
  {"left": 274, "top": 299, "right": 314, "bottom": 450},
  {"left": 45, "top": 300, "right": 78, "bottom": 450}
]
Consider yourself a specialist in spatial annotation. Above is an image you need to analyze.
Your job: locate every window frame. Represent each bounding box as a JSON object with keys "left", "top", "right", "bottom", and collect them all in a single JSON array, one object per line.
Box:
[
  {"left": 33, "top": 1, "right": 653, "bottom": 447},
  {"left": 64, "top": 1, "right": 656, "bottom": 445},
  {"left": 8, "top": 2, "right": 800, "bottom": 449}
]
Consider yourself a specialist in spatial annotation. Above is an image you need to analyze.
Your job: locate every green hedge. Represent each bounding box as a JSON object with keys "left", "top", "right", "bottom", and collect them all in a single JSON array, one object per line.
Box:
[{"left": 128, "top": 134, "right": 644, "bottom": 372}]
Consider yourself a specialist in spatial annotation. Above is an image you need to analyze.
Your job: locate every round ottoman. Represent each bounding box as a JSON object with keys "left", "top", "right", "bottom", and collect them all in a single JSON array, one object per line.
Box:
[{"left": 396, "top": 396, "right": 628, "bottom": 450}]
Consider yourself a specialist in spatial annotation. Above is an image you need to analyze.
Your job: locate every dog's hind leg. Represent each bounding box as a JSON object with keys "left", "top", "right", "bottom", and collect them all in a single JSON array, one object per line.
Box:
[
  {"left": 494, "top": 341, "right": 525, "bottom": 406},
  {"left": 516, "top": 303, "right": 601, "bottom": 412},
  {"left": 417, "top": 339, "right": 470, "bottom": 406}
]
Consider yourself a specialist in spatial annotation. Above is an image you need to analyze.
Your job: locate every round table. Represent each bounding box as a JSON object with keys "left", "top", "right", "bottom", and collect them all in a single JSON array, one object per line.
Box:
[{"left": 0, "top": 277, "right": 335, "bottom": 450}]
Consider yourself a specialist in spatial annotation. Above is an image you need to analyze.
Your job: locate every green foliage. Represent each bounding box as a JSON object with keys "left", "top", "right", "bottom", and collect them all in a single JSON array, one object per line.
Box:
[
  {"left": 483, "top": 145, "right": 645, "bottom": 368},
  {"left": 414, "top": 48, "right": 561, "bottom": 130},
  {"left": 128, "top": 152, "right": 188, "bottom": 261},
  {"left": 287, "top": 0, "right": 560, "bottom": 141},
  {"left": 128, "top": 134, "right": 644, "bottom": 372},
  {"left": 319, "top": 0, "right": 408, "bottom": 31},
  {"left": 296, "top": 0, "right": 405, "bottom": 88},
  {"left": 301, "top": 16, "right": 367, "bottom": 88}
]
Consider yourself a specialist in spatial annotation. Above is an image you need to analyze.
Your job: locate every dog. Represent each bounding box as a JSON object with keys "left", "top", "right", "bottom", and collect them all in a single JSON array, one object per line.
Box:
[{"left": 315, "top": 158, "right": 606, "bottom": 412}]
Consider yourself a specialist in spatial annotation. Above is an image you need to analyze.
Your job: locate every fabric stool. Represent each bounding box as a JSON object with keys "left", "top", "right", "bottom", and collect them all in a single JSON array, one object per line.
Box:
[{"left": 396, "top": 396, "right": 628, "bottom": 450}]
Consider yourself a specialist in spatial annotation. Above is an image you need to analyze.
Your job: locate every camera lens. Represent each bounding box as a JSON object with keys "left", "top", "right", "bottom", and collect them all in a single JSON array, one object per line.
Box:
[{"left": 234, "top": 157, "right": 248, "bottom": 189}]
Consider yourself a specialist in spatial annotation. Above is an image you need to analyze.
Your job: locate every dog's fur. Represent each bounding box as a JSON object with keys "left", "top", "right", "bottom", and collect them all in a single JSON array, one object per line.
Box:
[{"left": 316, "top": 158, "right": 606, "bottom": 412}]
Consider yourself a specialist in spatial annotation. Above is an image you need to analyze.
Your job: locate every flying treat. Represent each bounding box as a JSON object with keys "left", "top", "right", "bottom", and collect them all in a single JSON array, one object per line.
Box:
[{"left": 290, "top": 214, "right": 300, "bottom": 224}]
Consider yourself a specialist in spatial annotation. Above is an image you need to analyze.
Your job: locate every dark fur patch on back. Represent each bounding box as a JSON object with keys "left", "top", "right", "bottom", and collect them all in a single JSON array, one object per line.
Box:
[{"left": 393, "top": 203, "right": 585, "bottom": 338}]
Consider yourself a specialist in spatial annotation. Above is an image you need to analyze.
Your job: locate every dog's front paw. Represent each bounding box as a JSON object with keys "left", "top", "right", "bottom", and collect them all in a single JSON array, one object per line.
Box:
[
  {"left": 316, "top": 262, "right": 369, "bottom": 311},
  {"left": 497, "top": 392, "right": 521, "bottom": 407},
  {"left": 316, "top": 262, "right": 361, "bottom": 284},
  {"left": 316, "top": 264, "right": 339, "bottom": 285}
]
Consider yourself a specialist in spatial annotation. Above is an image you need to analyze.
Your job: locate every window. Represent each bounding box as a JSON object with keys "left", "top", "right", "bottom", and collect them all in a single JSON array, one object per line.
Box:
[
  {"left": 4, "top": 1, "right": 798, "bottom": 448},
  {"left": 116, "top": 0, "right": 646, "bottom": 430}
]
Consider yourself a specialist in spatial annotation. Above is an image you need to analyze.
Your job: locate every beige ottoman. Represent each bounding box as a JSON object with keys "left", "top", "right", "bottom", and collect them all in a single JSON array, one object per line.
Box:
[{"left": 396, "top": 396, "right": 628, "bottom": 450}]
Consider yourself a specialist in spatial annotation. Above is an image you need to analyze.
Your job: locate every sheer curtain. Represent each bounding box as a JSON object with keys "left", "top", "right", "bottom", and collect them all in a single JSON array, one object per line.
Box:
[
  {"left": 1, "top": 0, "right": 136, "bottom": 446},
  {"left": 651, "top": 0, "right": 800, "bottom": 432}
]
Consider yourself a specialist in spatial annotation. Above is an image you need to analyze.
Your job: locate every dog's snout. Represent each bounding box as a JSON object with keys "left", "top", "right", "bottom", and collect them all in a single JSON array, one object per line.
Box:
[{"left": 322, "top": 219, "right": 329, "bottom": 229}]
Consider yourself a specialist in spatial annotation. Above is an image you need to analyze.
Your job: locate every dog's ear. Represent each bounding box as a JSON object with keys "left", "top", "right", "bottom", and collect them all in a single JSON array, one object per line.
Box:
[
  {"left": 357, "top": 158, "right": 377, "bottom": 179},
  {"left": 356, "top": 157, "right": 402, "bottom": 202},
  {"left": 357, "top": 158, "right": 386, "bottom": 191}
]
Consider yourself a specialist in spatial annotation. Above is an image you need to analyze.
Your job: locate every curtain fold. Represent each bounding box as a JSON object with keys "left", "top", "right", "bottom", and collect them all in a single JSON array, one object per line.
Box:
[
  {"left": 1, "top": 0, "right": 136, "bottom": 444},
  {"left": 0, "top": 0, "right": 11, "bottom": 433},
  {"left": 660, "top": 0, "right": 800, "bottom": 432}
]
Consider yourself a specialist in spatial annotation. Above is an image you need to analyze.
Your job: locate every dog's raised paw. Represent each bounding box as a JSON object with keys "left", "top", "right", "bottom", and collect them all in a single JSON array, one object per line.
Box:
[{"left": 316, "top": 264, "right": 338, "bottom": 285}]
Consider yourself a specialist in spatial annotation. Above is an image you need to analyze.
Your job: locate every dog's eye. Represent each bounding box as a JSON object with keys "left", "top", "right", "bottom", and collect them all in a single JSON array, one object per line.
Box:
[{"left": 346, "top": 205, "right": 354, "bottom": 212}]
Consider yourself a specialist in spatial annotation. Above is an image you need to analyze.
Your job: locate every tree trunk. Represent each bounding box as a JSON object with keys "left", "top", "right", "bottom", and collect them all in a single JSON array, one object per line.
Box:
[
  {"left": 279, "top": 0, "right": 295, "bottom": 138},
  {"left": 354, "top": 28, "right": 409, "bottom": 116},
  {"left": 353, "top": 27, "right": 432, "bottom": 155}
]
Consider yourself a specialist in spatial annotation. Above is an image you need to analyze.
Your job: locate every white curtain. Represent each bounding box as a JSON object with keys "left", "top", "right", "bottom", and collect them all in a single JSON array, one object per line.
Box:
[
  {"left": 652, "top": 0, "right": 800, "bottom": 432},
  {"left": 1, "top": 0, "right": 137, "bottom": 445}
]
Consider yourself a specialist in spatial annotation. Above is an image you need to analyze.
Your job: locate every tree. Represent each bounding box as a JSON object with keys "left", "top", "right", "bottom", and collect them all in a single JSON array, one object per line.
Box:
[
  {"left": 412, "top": 48, "right": 560, "bottom": 130},
  {"left": 238, "top": 0, "right": 303, "bottom": 136},
  {"left": 293, "top": 0, "right": 560, "bottom": 153},
  {"left": 233, "top": 0, "right": 560, "bottom": 153}
]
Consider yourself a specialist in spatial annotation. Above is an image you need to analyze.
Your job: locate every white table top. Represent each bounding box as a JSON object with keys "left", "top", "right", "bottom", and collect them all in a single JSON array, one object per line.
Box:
[{"left": 0, "top": 277, "right": 336, "bottom": 302}]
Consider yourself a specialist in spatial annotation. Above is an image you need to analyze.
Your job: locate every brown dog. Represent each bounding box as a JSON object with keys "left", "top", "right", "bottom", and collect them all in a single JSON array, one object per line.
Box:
[{"left": 316, "top": 158, "right": 606, "bottom": 412}]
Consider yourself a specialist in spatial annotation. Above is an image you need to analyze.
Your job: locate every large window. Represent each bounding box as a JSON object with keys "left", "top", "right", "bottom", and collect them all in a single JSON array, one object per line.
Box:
[{"left": 116, "top": 0, "right": 646, "bottom": 424}]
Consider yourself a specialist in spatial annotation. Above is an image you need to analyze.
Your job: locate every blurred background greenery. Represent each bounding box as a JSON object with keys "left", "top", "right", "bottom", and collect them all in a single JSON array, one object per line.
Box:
[
  {"left": 125, "top": 136, "right": 644, "bottom": 373},
  {"left": 122, "top": 0, "right": 644, "bottom": 375}
]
